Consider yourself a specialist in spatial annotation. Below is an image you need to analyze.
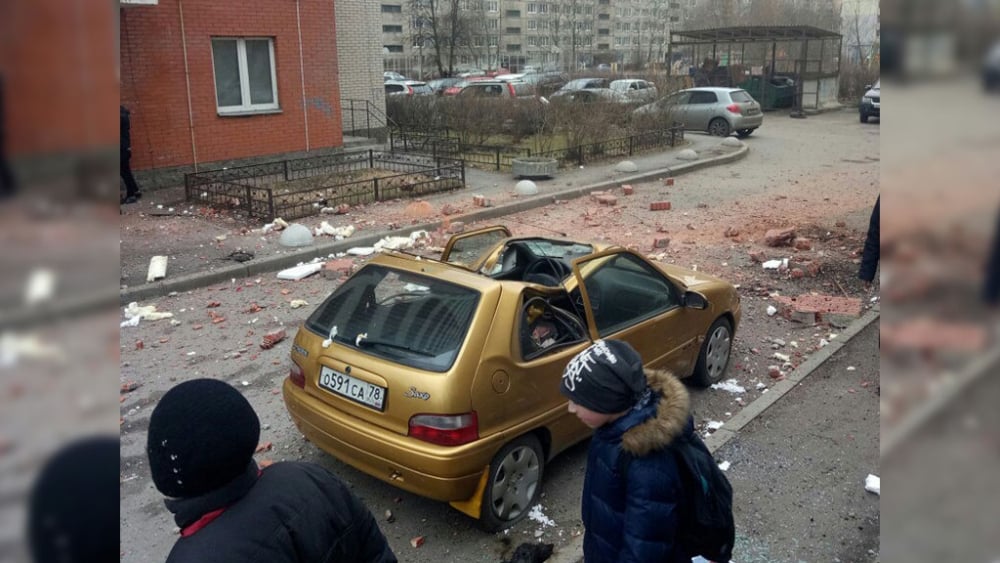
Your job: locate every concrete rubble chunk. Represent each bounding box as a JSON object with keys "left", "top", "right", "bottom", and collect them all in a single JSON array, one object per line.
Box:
[
  {"left": 793, "top": 237, "right": 813, "bottom": 251},
  {"left": 764, "top": 227, "right": 797, "bottom": 247},
  {"left": 774, "top": 294, "right": 863, "bottom": 325},
  {"left": 146, "top": 256, "right": 168, "bottom": 283}
]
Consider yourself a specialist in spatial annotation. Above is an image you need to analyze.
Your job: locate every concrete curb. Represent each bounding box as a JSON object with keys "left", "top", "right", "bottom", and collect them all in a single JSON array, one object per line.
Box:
[
  {"left": 119, "top": 143, "right": 748, "bottom": 305},
  {"left": 547, "top": 307, "right": 879, "bottom": 563}
]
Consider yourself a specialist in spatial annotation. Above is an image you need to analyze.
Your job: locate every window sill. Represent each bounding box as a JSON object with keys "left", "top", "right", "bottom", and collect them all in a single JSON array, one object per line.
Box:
[{"left": 217, "top": 108, "right": 283, "bottom": 117}]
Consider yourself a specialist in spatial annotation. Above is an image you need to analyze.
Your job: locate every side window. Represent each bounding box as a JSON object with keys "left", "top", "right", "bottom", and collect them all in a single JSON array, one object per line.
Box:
[
  {"left": 518, "top": 295, "right": 586, "bottom": 361},
  {"left": 689, "top": 91, "right": 718, "bottom": 104},
  {"left": 385, "top": 84, "right": 403, "bottom": 94},
  {"left": 630, "top": 82, "right": 639, "bottom": 90},
  {"left": 583, "top": 253, "right": 680, "bottom": 337}
]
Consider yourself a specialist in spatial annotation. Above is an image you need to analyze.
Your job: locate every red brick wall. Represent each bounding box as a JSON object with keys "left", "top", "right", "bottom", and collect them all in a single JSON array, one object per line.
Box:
[
  {"left": 120, "top": 0, "right": 342, "bottom": 171},
  {"left": 4, "top": 0, "right": 119, "bottom": 156}
]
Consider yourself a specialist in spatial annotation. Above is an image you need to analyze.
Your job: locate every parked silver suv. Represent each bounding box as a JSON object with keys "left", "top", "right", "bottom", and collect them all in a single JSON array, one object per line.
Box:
[{"left": 635, "top": 87, "right": 763, "bottom": 137}]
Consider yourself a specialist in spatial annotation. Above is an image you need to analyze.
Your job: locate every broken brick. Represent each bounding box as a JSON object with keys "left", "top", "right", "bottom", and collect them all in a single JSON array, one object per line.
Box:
[
  {"left": 260, "top": 329, "right": 287, "bottom": 350},
  {"left": 621, "top": 184, "right": 634, "bottom": 195},
  {"left": 322, "top": 259, "right": 355, "bottom": 280},
  {"left": 206, "top": 301, "right": 221, "bottom": 308},
  {"left": 793, "top": 237, "right": 813, "bottom": 251},
  {"left": 881, "top": 318, "right": 988, "bottom": 354},
  {"left": 724, "top": 227, "right": 740, "bottom": 238},
  {"left": 335, "top": 203, "right": 350, "bottom": 215},
  {"left": 120, "top": 381, "right": 141, "bottom": 393},
  {"left": 790, "top": 268, "right": 805, "bottom": 279},
  {"left": 663, "top": 177, "right": 675, "bottom": 186},
  {"left": 749, "top": 250, "right": 766, "bottom": 263},
  {"left": 653, "top": 237, "right": 671, "bottom": 249},
  {"left": 774, "top": 294, "right": 862, "bottom": 325},
  {"left": 596, "top": 194, "right": 618, "bottom": 206},
  {"left": 764, "top": 227, "right": 797, "bottom": 247},
  {"left": 447, "top": 221, "right": 465, "bottom": 234},
  {"left": 650, "top": 201, "right": 672, "bottom": 211},
  {"left": 255, "top": 441, "right": 273, "bottom": 453},
  {"left": 440, "top": 203, "right": 460, "bottom": 216},
  {"left": 135, "top": 340, "right": 144, "bottom": 350},
  {"left": 410, "top": 536, "right": 425, "bottom": 548}
]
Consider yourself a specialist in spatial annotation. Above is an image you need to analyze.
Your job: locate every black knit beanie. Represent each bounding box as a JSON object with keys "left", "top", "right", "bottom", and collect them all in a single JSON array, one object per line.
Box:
[
  {"left": 28, "top": 436, "right": 119, "bottom": 563},
  {"left": 147, "top": 379, "right": 260, "bottom": 499},
  {"left": 560, "top": 339, "right": 648, "bottom": 414}
]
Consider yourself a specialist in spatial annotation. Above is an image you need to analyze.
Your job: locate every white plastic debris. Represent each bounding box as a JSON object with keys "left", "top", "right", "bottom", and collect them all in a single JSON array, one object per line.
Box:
[
  {"left": 766, "top": 305, "right": 778, "bottom": 316},
  {"left": 717, "top": 461, "right": 731, "bottom": 471},
  {"left": 755, "top": 382, "right": 767, "bottom": 390},
  {"left": 289, "top": 299, "right": 309, "bottom": 309},
  {"left": 121, "top": 302, "right": 173, "bottom": 327},
  {"left": 528, "top": 504, "right": 555, "bottom": 527},
  {"left": 276, "top": 263, "right": 323, "bottom": 281},
  {"left": 865, "top": 474, "right": 880, "bottom": 495},
  {"left": 846, "top": 366, "right": 857, "bottom": 371},
  {"left": 215, "top": 234, "right": 227, "bottom": 242},
  {"left": 706, "top": 421, "right": 724, "bottom": 431},
  {"left": 762, "top": 259, "right": 784, "bottom": 270},
  {"left": 347, "top": 246, "right": 376, "bottom": 256},
  {"left": 710, "top": 379, "right": 746, "bottom": 394},
  {"left": 315, "top": 222, "right": 356, "bottom": 239},
  {"left": 146, "top": 255, "right": 169, "bottom": 282},
  {"left": 773, "top": 352, "right": 790, "bottom": 362},
  {"left": 24, "top": 269, "right": 56, "bottom": 306},
  {"left": 819, "top": 338, "right": 830, "bottom": 348},
  {"left": 0, "top": 332, "right": 64, "bottom": 367},
  {"left": 261, "top": 217, "right": 289, "bottom": 234},
  {"left": 322, "top": 325, "right": 338, "bottom": 348}
]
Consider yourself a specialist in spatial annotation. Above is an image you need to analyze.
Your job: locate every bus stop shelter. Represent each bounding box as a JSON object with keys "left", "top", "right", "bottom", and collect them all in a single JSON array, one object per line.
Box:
[{"left": 668, "top": 25, "right": 843, "bottom": 112}]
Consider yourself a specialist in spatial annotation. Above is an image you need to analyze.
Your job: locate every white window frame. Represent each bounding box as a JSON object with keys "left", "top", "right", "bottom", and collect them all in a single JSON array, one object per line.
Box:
[
  {"left": 486, "top": 0, "right": 498, "bottom": 12},
  {"left": 211, "top": 37, "right": 279, "bottom": 115},
  {"left": 528, "top": 20, "right": 537, "bottom": 30},
  {"left": 528, "top": 3, "right": 537, "bottom": 13}
]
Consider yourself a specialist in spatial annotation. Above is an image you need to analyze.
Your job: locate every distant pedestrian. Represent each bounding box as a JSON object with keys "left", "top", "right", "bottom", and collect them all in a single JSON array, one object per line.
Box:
[
  {"left": 984, "top": 206, "right": 1000, "bottom": 305},
  {"left": 147, "top": 379, "right": 397, "bottom": 563},
  {"left": 560, "top": 339, "right": 695, "bottom": 563},
  {"left": 120, "top": 105, "right": 142, "bottom": 204},
  {"left": 0, "top": 76, "right": 16, "bottom": 199},
  {"left": 859, "top": 196, "right": 880, "bottom": 286}
]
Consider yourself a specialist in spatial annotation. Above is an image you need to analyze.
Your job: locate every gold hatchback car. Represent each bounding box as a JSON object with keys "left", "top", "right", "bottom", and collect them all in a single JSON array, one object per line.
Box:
[{"left": 283, "top": 226, "right": 741, "bottom": 530}]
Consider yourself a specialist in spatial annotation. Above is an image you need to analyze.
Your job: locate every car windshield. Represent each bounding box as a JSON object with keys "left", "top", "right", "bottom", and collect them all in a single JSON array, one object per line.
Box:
[
  {"left": 306, "top": 265, "right": 480, "bottom": 372},
  {"left": 518, "top": 240, "right": 594, "bottom": 260},
  {"left": 872, "top": 80, "right": 880, "bottom": 90}
]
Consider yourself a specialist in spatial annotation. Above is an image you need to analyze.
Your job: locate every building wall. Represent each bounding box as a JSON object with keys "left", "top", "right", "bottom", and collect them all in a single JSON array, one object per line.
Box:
[
  {"left": 120, "top": 0, "right": 343, "bottom": 172},
  {"left": 335, "top": 0, "right": 387, "bottom": 132}
]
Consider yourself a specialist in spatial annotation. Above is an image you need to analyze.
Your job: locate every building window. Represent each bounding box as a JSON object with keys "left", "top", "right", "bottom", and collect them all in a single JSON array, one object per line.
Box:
[
  {"left": 598, "top": 13, "right": 610, "bottom": 20},
  {"left": 505, "top": 9, "right": 520, "bottom": 18},
  {"left": 487, "top": 19, "right": 498, "bottom": 30},
  {"left": 384, "top": 44, "right": 404, "bottom": 53},
  {"left": 598, "top": 43, "right": 609, "bottom": 50},
  {"left": 538, "top": 3, "right": 548, "bottom": 13},
  {"left": 211, "top": 37, "right": 278, "bottom": 115},
  {"left": 381, "top": 4, "right": 402, "bottom": 13},
  {"left": 528, "top": 3, "right": 537, "bottom": 13},
  {"left": 540, "top": 36, "right": 549, "bottom": 46},
  {"left": 507, "top": 44, "right": 521, "bottom": 52},
  {"left": 528, "top": 20, "right": 537, "bottom": 30},
  {"left": 383, "top": 24, "right": 403, "bottom": 33},
  {"left": 670, "top": 15, "right": 680, "bottom": 22},
  {"left": 528, "top": 36, "right": 538, "bottom": 46},
  {"left": 486, "top": 0, "right": 498, "bottom": 12},
  {"left": 506, "top": 27, "right": 521, "bottom": 34}
]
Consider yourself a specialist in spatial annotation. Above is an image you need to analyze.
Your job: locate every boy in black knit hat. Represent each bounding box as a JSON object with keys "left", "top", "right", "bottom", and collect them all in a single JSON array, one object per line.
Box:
[
  {"left": 147, "top": 378, "right": 397, "bottom": 563},
  {"left": 561, "top": 339, "right": 696, "bottom": 563}
]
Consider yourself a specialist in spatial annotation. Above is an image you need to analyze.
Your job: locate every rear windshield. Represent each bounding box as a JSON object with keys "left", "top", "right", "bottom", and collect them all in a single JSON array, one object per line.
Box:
[
  {"left": 410, "top": 84, "right": 432, "bottom": 95},
  {"left": 730, "top": 90, "right": 754, "bottom": 103},
  {"left": 306, "top": 265, "right": 480, "bottom": 372}
]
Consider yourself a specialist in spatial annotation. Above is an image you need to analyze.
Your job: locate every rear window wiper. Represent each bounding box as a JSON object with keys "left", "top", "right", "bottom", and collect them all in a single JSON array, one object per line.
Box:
[{"left": 356, "top": 337, "right": 435, "bottom": 357}]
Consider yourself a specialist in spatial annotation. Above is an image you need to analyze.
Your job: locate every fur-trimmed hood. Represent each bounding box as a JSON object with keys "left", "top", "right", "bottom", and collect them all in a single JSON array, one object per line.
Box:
[{"left": 620, "top": 369, "right": 690, "bottom": 457}]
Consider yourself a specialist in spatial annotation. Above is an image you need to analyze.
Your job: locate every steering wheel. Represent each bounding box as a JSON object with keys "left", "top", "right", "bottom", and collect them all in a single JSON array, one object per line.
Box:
[{"left": 524, "top": 257, "right": 572, "bottom": 282}]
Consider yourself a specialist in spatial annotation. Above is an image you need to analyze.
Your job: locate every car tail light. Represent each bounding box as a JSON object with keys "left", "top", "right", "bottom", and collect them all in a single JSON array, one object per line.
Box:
[
  {"left": 507, "top": 83, "right": 516, "bottom": 97},
  {"left": 406, "top": 85, "right": 414, "bottom": 95},
  {"left": 726, "top": 103, "right": 742, "bottom": 115},
  {"left": 288, "top": 360, "right": 305, "bottom": 388},
  {"left": 408, "top": 412, "right": 479, "bottom": 446}
]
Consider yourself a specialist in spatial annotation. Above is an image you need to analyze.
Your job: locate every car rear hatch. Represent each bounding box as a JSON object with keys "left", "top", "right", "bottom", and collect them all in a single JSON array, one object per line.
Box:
[
  {"left": 294, "top": 258, "right": 499, "bottom": 443},
  {"left": 728, "top": 89, "right": 761, "bottom": 116}
]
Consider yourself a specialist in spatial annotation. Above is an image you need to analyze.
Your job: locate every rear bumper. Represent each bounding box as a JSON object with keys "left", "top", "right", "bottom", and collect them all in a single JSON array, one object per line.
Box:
[
  {"left": 282, "top": 378, "right": 496, "bottom": 502},
  {"left": 731, "top": 114, "right": 764, "bottom": 130},
  {"left": 860, "top": 101, "right": 880, "bottom": 116}
]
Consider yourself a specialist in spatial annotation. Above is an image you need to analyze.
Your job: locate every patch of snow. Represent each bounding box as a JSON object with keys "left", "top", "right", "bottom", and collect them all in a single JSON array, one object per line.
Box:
[
  {"left": 528, "top": 504, "right": 555, "bottom": 527},
  {"left": 717, "top": 461, "right": 731, "bottom": 471},
  {"left": 706, "top": 420, "right": 725, "bottom": 431},
  {"left": 710, "top": 379, "right": 746, "bottom": 394}
]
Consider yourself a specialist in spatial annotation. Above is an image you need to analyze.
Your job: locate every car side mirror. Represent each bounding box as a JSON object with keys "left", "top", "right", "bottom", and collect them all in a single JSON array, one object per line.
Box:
[
  {"left": 864, "top": 84, "right": 871, "bottom": 90},
  {"left": 683, "top": 291, "right": 708, "bottom": 310}
]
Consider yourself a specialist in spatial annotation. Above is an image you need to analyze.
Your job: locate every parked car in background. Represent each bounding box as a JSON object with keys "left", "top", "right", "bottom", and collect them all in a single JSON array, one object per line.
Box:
[
  {"left": 385, "top": 80, "right": 433, "bottom": 97},
  {"left": 635, "top": 87, "right": 763, "bottom": 137},
  {"left": 521, "top": 72, "right": 569, "bottom": 96},
  {"left": 456, "top": 80, "right": 537, "bottom": 99},
  {"left": 384, "top": 71, "right": 407, "bottom": 82},
  {"left": 443, "top": 76, "right": 493, "bottom": 96},
  {"left": 858, "top": 79, "right": 880, "bottom": 123},
  {"left": 609, "top": 79, "right": 659, "bottom": 104},
  {"left": 427, "top": 77, "right": 463, "bottom": 96},
  {"left": 494, "top": 73, "right": 527, "bottom": 82},
  {"left": 551, "top": 77, "right": 612, "bottom": 97},
  {"left": 282, "top": 226, "right": 741, "bottom": 530}
]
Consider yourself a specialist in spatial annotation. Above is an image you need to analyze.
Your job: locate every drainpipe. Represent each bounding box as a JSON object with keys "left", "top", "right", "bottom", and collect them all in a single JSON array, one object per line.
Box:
[
  {"left": 295, "top": 0, "right": 310, "bottom": 151},
  {"left": 178, "top": 0, "right": 198, "bottom": 171}
]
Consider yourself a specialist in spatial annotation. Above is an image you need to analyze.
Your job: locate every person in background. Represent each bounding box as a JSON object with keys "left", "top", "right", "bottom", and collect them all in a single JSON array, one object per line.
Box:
[
  {"left": 120, "top": 105, "right": 142, "bottom": 204},
  {"left": 147, "top": 379, "right": 397, "bottom": 563},
  {"left": 859, "top": 196, "right": 880, "bottom": 287},
  {"left": 984, "top": 206, "right": 1000, "bottom": 306}
]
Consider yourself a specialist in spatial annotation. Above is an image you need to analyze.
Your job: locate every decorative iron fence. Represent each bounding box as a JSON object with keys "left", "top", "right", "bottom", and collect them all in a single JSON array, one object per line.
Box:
[
  {"left": 388, "top": 124, "right": 684, "bottom": 171},
  {"left": 184, "top": 150, "right": 465, "bottom": 221}
]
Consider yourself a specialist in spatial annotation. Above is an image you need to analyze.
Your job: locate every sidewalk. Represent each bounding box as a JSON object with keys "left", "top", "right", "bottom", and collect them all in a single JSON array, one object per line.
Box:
[
  {"left": 549, "top": 310, "right": 881, "bottom": 563},
  {"left": 119, "top": 133, "right": 746, "bottom": 304}
]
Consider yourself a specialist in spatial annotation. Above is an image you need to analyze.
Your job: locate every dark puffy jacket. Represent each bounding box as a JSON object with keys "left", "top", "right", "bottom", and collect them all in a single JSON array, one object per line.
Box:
[
  {"left": 858, "top": 196, "right": 880, "bottom": 283},
  {"left": 580, "top": 370, "right": 692, "bottom": 563},
  {"left": 165, "top": 461, "right": 397, "bottom": 563}
]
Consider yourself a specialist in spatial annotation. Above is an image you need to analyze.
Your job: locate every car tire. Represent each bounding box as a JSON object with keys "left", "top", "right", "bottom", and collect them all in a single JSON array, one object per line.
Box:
[
  {"left": 859, "top": 111, "right": 868, "bottom": 123},
  {"left": 479, "top": 434, "right": 544, "bottom": 532},
  {"left": 708, "top": 118, "right": 731, "bottom": 137},
  {"left": 691, "top": 317, "right": 733, "bottom": 387},
  {"left": 736, "top": 128, "right": 754, "bottom": 138}
]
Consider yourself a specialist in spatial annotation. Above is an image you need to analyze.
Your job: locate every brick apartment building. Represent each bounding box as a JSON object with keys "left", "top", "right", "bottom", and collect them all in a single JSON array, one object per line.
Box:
[{"left": 120, "top": 0, "right": 346, "bottom": 187}]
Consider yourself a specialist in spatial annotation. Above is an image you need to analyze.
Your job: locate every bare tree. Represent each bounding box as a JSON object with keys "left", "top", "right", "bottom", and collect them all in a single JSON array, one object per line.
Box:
[{"left": 409, "top": 0, "right": 479, "bottom": 77}]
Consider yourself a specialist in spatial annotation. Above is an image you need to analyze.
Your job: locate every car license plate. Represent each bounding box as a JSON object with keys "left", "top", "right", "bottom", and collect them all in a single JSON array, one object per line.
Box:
[{"left": 318, "top": 366, "right": 386, "bottom": 411}]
